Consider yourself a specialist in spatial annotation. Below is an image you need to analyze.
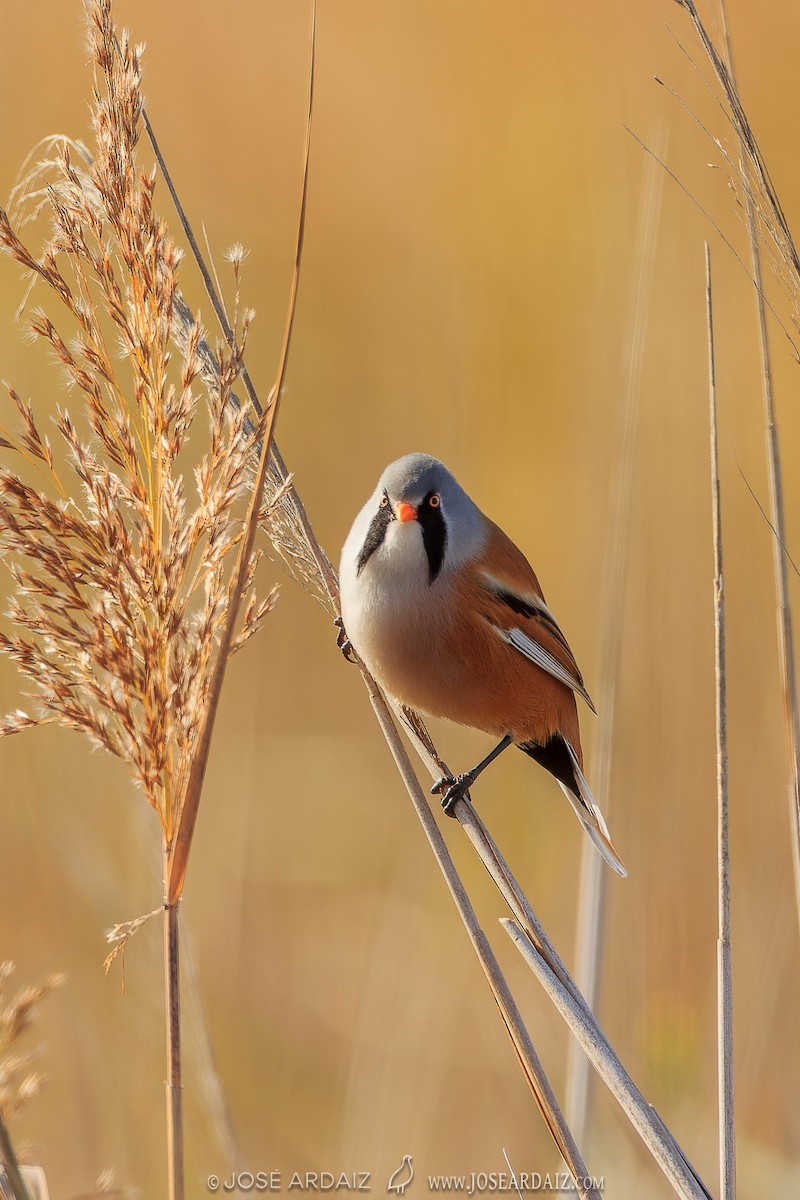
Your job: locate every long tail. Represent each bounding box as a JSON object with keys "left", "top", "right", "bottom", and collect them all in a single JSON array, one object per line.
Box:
[{"left": 520, "top": 735, "right": 627, "bottom": 877}]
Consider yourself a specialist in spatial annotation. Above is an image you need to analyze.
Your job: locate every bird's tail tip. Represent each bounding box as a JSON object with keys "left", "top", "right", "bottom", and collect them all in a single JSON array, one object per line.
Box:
[
  {"left": 585, "top": 820, "right": 628, "bottom": 877},
  {"left": 560, "top": 740, "right": 628, "bottom": 878}
]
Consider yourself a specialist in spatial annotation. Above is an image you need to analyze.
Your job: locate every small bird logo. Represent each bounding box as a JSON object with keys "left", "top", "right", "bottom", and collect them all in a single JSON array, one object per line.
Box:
[{"left": 387, "top": 1154, "right": 414, "bottom": 1195}]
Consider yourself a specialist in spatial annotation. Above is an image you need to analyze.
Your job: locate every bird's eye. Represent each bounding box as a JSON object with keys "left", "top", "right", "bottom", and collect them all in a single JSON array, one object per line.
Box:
[
  {"left": 429, "top": 494, "right": 441, "bottom": 508},
  {"left": 379, "top": 495, "right": 389, "bottom": 508}
]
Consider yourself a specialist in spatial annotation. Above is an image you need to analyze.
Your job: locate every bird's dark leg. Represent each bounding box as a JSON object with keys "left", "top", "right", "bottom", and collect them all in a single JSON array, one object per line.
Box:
[
  {"left": 333, "top": 616, "right": 358, "bottom": 664},
  {"left": 431, "top": 732, "right": 515, "bottom": 815}
]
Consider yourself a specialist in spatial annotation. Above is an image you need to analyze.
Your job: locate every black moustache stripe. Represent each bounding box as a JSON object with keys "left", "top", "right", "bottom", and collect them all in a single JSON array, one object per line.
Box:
[
  {"left": 418, "top": 495, "right": 447, "bottom": 583},
  {"left": 356, "top": 499, "right": 393, "bottom": 575}
]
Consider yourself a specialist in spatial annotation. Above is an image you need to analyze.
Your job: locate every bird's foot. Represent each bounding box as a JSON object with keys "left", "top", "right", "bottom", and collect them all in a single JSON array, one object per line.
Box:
[
  {"left": 431, "top": 770, "right": 475, "bottom": 816},
  {"left": 333, "top": 616, "right": 358, "bottom": 664}
]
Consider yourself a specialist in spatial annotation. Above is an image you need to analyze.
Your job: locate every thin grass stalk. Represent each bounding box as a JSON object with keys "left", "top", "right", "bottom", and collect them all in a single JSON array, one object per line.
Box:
[
  {"left": 675, "top": 0, "right": 800, "bottom": 284},
  {"left": 502, "top": 919, "right": 713, "bottom": 1200},
  {"left": 713, "top": 0, "right": 800, "bottom": 940},
  {"left": 705, "top": 243, "right": 736, "bottom": 1200},
  {"left": 166, "top": 0, "right": 317, "bottom": 907},
  {"left": 0, "top": 1114, "right": 33, "bottom": 1200},
  {"left": 566, "top": 122, "right": 666, "bottom": 1142},
  {"left": 163, "top": 880, "right": 183, "bottom": 1200}
]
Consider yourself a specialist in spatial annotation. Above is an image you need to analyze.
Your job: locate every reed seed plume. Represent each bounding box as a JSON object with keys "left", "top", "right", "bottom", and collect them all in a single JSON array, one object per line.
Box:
[
  {"left": 0, "top": 0, "right": 276, "bottom": 848},
  {"left": 0, "top": 962, "right": 64, "bottom": 1125},
  {"left": 669, "top": 1, "right": 800, "bottom": 339}
]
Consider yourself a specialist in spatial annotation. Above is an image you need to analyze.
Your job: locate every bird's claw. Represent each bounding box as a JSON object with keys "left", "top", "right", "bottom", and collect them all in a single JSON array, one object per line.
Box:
[
  {"left": 333, "top": 616, "right": 358, "bottom": 664},
  {"left": 431, "top": 771, "right": 474, "bottom": 816}
]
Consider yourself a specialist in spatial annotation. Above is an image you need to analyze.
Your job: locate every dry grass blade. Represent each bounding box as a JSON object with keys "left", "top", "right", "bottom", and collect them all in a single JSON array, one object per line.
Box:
[
  {"left": 566, "top": 120, "right": 667, "bottom": 1142},
  {"left": 166, "top": 0, "right": 317, "bottom": 907},
  {"left": 705, "top": 243, "right": 736, "bottom": 1200},
  {"left": 675, "top": 1, "right": 800, "bottom": 290}
]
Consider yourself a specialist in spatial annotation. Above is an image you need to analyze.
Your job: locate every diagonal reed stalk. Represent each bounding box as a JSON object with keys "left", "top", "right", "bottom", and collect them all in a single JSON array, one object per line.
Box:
[
  {"left": 165, "top": 0, "right": 317, "bottom": 910},
  {"left": 566, "top": 121, "right": 666, "bottom": 1143},
  {"left": 705, "top": 243, "right": 736, "bottom": 1200},
  {"left": 675, "top": 0, "right": 800, "bottom": 938},
  {"left": 501, "top": 919, "right": 712, "bottom": 1200}
]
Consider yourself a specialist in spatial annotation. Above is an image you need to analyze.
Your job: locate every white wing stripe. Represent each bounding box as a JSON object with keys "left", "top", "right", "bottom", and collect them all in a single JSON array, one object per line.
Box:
[{"left": 490, "top": 623, "right": 596, "bottom": 712}]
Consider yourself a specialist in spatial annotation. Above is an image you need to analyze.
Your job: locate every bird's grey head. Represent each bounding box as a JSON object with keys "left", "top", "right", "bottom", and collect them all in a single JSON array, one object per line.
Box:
[{"left": 353, "top": 452, "right": 486, "bottom": 584}]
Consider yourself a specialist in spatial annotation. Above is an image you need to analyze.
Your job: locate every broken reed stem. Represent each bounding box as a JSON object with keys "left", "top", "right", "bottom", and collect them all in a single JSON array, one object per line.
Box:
[
  {"left": 502, "top": 919, "right": 712, "bottom": 1200},
  {"left": 0, "top": 1114, "right": 33, "bottom": 1200},
  {"left": 163, "top": 889, "right": 183, "bottom": 1200},
  {"left": 705, "top": 243, "right": 736, "bottom": 1200},
  {"left": 566, "top": 121, "right": 666, "bottom": 1142},
  {"left": 714, "top": 0, "right": 800, "bottom": 942}
]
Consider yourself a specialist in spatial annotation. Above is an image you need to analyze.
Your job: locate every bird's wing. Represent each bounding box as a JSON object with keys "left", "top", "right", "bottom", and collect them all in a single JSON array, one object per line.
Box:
[{"left": 473, "top": 519, "right": 596, "bottom": 713}]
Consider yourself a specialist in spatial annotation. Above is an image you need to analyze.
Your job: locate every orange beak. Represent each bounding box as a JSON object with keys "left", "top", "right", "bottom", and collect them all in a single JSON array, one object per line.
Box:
[{"left": 395, "top": 501, "right": 417, "bottom": 524}]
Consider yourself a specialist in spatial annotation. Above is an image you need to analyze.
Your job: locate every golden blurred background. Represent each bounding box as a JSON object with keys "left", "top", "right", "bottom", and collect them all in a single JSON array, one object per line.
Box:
[{"left": 1, "top": 0, "right": 800, "bottom": 1196}]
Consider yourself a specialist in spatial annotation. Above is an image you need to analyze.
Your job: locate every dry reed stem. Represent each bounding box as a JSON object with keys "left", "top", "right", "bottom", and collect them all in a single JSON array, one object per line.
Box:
[
  {"left": 675, "top": 1, "right": 800, "bottom": 296},
  {"left": 502, "top": 919, "right": 713, "bottom": 1200},
  {"left": 163, "top": 889, "right": 182, "bottom": 1200},
  {"left": 166, "top": 0, "right": 317, "bottom": 907},
  {"left": 709, "top": 0, "right": 800, "bottom": 940},
  {"left": 566, "top": 121, "right": 667, "bottom": 1142},
  {"left": 705, "top": 243, "right": 736, "bottom": 1200}
]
